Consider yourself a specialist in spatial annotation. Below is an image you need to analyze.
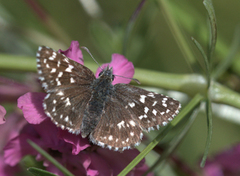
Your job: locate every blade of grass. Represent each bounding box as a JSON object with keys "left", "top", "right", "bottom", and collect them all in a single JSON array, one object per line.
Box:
[
  {"left": 27, "top": 140, "right": 74, "bottom": 176},
  {"left": 28, "top": 167, "right": 57, "bottom": 176},
  {"left": 118, "top": 93, "right": 204, "bottom": 176}
]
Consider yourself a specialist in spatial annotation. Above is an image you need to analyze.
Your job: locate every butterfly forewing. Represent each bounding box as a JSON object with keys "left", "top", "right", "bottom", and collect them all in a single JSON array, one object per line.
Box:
[{"left": 36, "top": 46, "right": 95, "bottom": 133}]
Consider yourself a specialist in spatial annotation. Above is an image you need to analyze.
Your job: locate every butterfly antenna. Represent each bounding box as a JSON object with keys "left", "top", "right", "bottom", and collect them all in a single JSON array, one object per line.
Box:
[
  {"left": 114, "top": 74, "right": 141, "bottom": 84},
  {"left": 81, "top": 46, "right": 103, "bottom": 70}
]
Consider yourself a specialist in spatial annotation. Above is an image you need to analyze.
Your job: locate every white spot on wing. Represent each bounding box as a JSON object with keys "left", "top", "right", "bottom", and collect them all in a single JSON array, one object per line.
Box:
[
  {"left": 152, "top": 101, "right": 157, "bottom": 106},
  {"left": 70, "top": 77, "right": 75, "bottom": 83},
  {"left": 152, "top": 109, "right": 157, "bottom": 116},
  {"left": 108, "top": 135, "right": 113, "bottom": 141},
  {"left": 129, "top": 120, "right": 136, "bottom": 126},
  {"left": 144, "top": 107, "right": 149, "bottom": 114},
  {"left": 57, "top": 60, "right": 61, "bottom": 67},
  {"left": 162, "top": 122, "right": 168, "bottom": 126},
  {"left": 65, "top": 97, "right": 71, "bottom": 106},
  {"left": 117, "top": 120, "right": 125, "bottom": 129},
  {"left": 140, "top": 95, "right": 146, "bottom": 103},
  {"left": 57, "top": 91, "right": 64, "bottom": 96},
  {"left": 128, "top": 102, "right": 135, "bottom": 108},
  {"left": 58, "top": 72, "right": 63, "bottom": 77},
  {"left": 64, "top": 116, "right": 69, "bottom": 122},
  {"left": 65, "top": 65, "right": 74, "bottom": 72},
  {"left": 38, "top": 46, "right": 42, "bottom": 51},
  {"left": 50, "top": 68, "right": 56, "bottom": 73},
  {"left": 147, "top": 92, "right": 155, "bottom": 98}
]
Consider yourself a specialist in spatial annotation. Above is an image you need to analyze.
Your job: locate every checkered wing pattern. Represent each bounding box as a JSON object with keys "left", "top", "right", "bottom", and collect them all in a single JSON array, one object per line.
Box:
[
  {"left": 90, "top": 84, "right": 181, "bottom": 151},
  {"left": 36, "top": 46, "right": 95, "bottom": 133},
  {"left": 36, "top": 46, "right": 181, "bottom": 151}
]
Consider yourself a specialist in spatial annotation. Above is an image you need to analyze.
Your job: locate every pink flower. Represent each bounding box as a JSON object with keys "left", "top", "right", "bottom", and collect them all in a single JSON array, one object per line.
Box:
[
  {"left": 58, "top": 41, "right": 83, "bottom": 64},
  {"left": 204, "top": 144, "right": 240, "bottom": 176},
  {"left": 0, "top": 112, "right": 27, "bottom": 175},
  {"left": 0, "top": 105, "right": 6, "bottom": 124},
  {"left": 3, "top": 41, "right": 152, "bottom": 175}
]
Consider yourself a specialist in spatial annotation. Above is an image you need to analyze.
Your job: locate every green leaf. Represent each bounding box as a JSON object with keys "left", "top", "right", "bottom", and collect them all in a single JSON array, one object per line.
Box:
[
  {"left": 28, "top": 167, "right": 57, "bottom": 176},
  {"left": 200, "top": 97, "right": 213, "bottom": 167},
  {"left": 203, "top": 0, "right": 217, "bottom": 60},
  {"left": 27, "top": 140, "right": 74, "bottom": 176},
  {"left": 191, "top": 37, "right": 210, "bottom": 88},
  {"left": 118, "top": 94, "right": 204, "bottom": 176}
]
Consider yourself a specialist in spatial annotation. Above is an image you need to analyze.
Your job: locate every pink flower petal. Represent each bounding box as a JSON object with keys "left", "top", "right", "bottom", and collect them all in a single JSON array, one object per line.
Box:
[
  {"left": 59, "top": 130, "right": 90, "bottom": 155},
  {"left": 3, "top": 132, "right": 40, "bottom": 166},
  {"left": 0, "top": 113, "right": 26, "bottom": 151},
  {"left": 33, "top": 119, "right": 62, "bottom": 148},
  {"left": 96, "top": 148, "right": 145, "bottom": 175},
  {"left": 0, "top": 155, "right": 20, "bottom": 176},
  {"left": 204, "top": 163, "right": 224, "bottom": 176},
  {"left": 88, "top": 152, "right": 112, "bottom": 176},
  {"left": 58, "top": 41, "right": 83, "bottom": 64},
  {"left": 0, "top": 105, "right": 6, "bottom": 124},
  {"left": 96, "top": 53, "right": 134, "bottom": 85},
  {"left": 17, "top": 92, "right": 47, "bottom": 124}
]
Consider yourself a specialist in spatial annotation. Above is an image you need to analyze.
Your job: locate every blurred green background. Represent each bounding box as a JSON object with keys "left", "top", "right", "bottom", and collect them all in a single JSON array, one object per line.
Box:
[{"left": 1, "top": 0, "right": 240, "bottom": 175}]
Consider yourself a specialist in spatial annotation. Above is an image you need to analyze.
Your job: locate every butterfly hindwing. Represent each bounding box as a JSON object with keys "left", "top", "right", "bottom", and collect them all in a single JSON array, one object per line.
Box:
[
  {"left": 90, "top": 96, "right": 143, "bottom": 151},
  {"left": 113, "top": 84, "right": 181, "bottom": 131}
]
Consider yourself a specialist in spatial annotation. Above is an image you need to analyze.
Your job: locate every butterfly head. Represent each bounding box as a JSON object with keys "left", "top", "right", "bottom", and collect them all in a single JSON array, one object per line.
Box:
[{"left": 98, "top": 66, "right": 115, "bottom": 82}]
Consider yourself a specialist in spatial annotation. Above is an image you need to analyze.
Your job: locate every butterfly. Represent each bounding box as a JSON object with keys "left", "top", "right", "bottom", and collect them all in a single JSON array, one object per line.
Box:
[{"left": 36, "top": 46, "right": 181, "bottom": 151}]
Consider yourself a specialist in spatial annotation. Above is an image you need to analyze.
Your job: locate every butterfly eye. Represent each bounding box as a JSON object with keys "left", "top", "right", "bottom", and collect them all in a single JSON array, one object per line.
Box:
[
  {"left": 111, "top": 74, "right": 115, "bottom": 81},
  {"left": 98, "top": 70, "right": 104, "bottom": 77}
]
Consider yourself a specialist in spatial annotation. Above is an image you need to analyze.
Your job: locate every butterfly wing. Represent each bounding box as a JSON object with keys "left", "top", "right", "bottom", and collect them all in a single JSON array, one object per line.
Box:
[
  {"left": 36, "top": 46, "right": 95, "bottom": 133},
  {"left": 114, "top": 84, "right": 181, "bottom": 131},
  {"left": 90, "top": 95, "right": 143, "bottom": 151},
  {"left": 90, "top": 84, "right": 180, "bottom": 151}
]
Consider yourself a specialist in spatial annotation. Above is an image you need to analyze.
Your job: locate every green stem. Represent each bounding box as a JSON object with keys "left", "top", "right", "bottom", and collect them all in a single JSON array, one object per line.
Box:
[{"left": 2, "top": 54, "right": 240, "bottom": 109}]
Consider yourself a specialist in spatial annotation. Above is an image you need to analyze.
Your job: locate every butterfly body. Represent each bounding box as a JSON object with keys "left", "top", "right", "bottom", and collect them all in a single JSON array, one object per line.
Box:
[
  {"left": 82, "top": 67, "right": 114, "bottom": 138},
  {"left": 36, "top": 46, "right": 181, "bottom": 151}
]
